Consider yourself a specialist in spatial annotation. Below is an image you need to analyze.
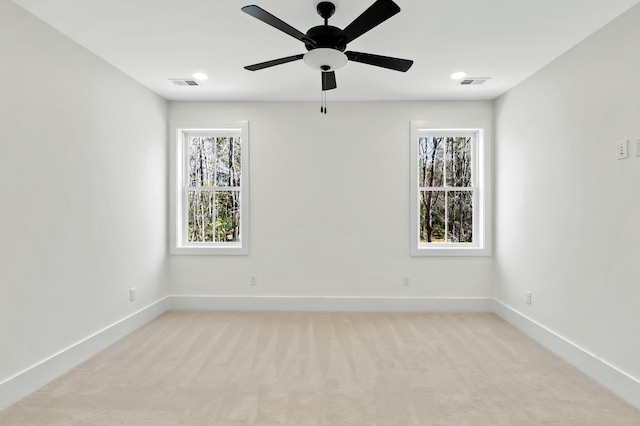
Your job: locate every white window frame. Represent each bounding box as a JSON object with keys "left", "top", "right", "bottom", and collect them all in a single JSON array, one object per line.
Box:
[
  {"left": 170, "top": 121, "right": 249, "bottom": 255},
  {"left": 410, "top": 121, "right": 491, "bottom": 256}
]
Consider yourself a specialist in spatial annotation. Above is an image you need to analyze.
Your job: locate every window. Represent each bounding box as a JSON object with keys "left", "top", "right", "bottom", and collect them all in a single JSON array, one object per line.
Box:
[
  {"left": 410, "top": 121, "right": 491, "bottom": 256},
  {"left": 170, "top": 122, "right": 249, "bottom": 255}
]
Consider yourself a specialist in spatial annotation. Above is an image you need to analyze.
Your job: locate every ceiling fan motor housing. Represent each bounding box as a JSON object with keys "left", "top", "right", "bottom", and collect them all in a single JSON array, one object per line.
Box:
[{"left": 304, "top": 25, "right": 346, "bottom": 51}]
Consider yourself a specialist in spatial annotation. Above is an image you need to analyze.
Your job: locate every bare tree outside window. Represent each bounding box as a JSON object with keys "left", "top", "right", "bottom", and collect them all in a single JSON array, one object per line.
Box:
[
  {"left": 187, "top": 136, "right": 242, "bottom": 243},
  {"left": 418, "top": 136, "right": 473, "bottom": 244}
]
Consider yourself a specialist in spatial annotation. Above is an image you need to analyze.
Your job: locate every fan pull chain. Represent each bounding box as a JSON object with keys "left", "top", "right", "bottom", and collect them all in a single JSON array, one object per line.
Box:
[
  {"left": 320, "top": 90, "right": 327, "bottom": 114},
  {"left": 324, "top": 90, "right": 327, "bottom": 114}
]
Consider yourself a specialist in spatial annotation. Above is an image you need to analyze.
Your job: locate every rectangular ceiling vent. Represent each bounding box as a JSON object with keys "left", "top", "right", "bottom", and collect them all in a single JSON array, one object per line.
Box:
[
  {"left": 459, "top": 77, "right": 490, "bottom": 86},
  {"left": 170, "top": 78, "right": 200, "bottom": 87}
]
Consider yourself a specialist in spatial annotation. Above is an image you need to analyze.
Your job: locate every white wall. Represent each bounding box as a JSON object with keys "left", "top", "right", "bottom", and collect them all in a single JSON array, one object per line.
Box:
[
  {"left": 4, "top": 0, "right": 639, "bottom": 410},
  {"left": 169, "top": 101, "right": 494, "bottom": 299},
  {"left": 0, "top": 0, "right": 168, "bottom": 385},
  {"left": 494, "top": 3, "right": 640, "bottom": 381}
]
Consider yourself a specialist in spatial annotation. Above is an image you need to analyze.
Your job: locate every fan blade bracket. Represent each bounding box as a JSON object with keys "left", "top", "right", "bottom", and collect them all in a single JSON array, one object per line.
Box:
[{"left": 302, "top": 37, "right": 317, "bottom": 49}]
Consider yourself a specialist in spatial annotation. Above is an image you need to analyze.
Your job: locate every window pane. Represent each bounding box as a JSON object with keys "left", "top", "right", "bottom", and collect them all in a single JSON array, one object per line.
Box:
[
  {"left": 445, "top": 137, "right": 472, "bottom": 187},
  {"left": 188, "top": 136, "right": 216, "bottom": 187},
  {"left": 214, "top": 137, "right": 242, "bottom": 187},
  {"left": 418, "top": 137, "right": 444, "bottom": 187},
  {"left": 420, "top": 190, "right": 445, "bottom": 243},
  {"left": 447, "top": 191, "right": 473, "bottom": 243},
  {"left": 214, "top": 191, "right": 241, "bottom": 242},
  {"left": 188, "top": 190, "right": 215, "bottom": 242},
  {"left": 188, "top": 190, "right": 241, "bottom": 243},
  {"left": 188, "top": 136, "right": 242, "bottom": 188}
]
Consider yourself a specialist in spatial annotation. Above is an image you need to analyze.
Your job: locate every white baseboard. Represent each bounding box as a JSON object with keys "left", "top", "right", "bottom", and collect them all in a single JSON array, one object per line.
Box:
[
  {"left": 491, "top": 299, "right": 640, "bottom": 411},
  {"left": 0, "top": 297, "right": 170, "bottom": 411},
  {"left": 169, "top": 295, "right": 493, "bottom": 312}
]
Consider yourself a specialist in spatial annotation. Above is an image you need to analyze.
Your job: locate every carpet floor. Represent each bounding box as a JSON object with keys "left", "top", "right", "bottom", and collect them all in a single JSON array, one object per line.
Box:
[{"left": 0, "top": 311, "right": 638, "bottom": 425}]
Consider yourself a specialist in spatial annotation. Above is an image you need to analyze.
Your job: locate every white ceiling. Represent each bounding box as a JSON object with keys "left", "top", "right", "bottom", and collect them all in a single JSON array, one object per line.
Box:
[{"left": 12, "top": 0, "right": 640, "bottom": 101}]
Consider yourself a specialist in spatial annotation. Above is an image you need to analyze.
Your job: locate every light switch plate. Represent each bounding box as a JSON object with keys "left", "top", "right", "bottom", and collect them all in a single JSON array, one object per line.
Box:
[{"left": 636, "top": 139, "right": 640, "bottom": 157}]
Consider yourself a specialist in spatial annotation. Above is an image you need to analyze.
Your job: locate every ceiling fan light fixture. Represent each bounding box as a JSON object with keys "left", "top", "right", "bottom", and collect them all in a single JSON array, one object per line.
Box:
[{"left": 303, "top": 48, "right": 347, "bottom": 71}]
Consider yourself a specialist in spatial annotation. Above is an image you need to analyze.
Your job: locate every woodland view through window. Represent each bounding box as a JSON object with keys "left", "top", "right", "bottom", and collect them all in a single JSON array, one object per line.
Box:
[
  {"left": 188, "top": 134, "right": 241, "bottom": 242},
  {"left": 170, "top": 122, "right": 249, "bottom": 255},
  {"left": 419, "top": 134, "right": 473, "bottom": 243},
  {"left": 411, "top": 122, "right": 491, "bottom": 256}
]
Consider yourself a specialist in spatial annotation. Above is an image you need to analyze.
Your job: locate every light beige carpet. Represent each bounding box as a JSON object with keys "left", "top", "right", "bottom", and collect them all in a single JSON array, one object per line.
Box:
[{"left": 1, "top": 311, "right": 638, "bottom": 425}]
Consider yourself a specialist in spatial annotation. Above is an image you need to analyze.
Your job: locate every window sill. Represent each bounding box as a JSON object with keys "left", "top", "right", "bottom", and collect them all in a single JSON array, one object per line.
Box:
[
  {"left": 411, "top": 245, "right": 491, "bottom": 257},
  {"left": 170, "top": 244, "right": 249, "bottom": 256}
]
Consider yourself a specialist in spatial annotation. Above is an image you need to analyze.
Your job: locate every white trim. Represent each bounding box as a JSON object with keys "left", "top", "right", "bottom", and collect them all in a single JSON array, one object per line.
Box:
[
  {"left": 169, "top": 121, "right": 250, "bottom": 255},
  {"left": 491, "top": 299, "right": 640, "bottom": 410},
  {"left": 410, "top": 121, "right": 492, "bottom": 256},
  {"left": 0, "top": 297, "right": 170, "bottom": 411},
  {"left": 168, "top": 295, "right": 493, "bottom": 312}
]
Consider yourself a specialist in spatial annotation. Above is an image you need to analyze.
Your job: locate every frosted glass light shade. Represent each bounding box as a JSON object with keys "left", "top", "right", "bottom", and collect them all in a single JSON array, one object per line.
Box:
[{"left": 303, "top": 48, "right": 347, "bottom": 71}]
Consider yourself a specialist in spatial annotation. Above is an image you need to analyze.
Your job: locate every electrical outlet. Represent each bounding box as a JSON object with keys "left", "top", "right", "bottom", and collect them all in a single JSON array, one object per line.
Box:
[
  {"left": 617, "top": 140, "right": 628, "bottom": 160},
  {"left": 525, "top": 291, "right": 532, "bottom": 305},
  {"left": 130, "top": 287, "right": 136, "bottom": 302},
  {"left": 635, "top": 139, "right": 640, "bottom": 157},
  {"left": 402, "top": 275, "right": 411, "bottom": 287},
  {"left": 250, "top": 275, "right": 257, "bottom": 286}
]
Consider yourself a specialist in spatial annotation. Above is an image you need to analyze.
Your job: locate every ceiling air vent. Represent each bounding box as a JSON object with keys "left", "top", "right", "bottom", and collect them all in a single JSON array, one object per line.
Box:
[
  {"left": 170, "top": 78, "right": 200, "bottom": 87},
  {"left": 459, "top": 77, "right": 490, "bottom": 86}
]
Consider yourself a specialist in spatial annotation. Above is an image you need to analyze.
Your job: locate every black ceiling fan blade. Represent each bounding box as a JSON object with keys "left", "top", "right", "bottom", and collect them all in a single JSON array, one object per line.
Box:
[
  {"left": 241, "top": 5, "right": 315, "bottom": 46},
  {"left": 322, "top": 71, "right": 337, "bottom": 91},
  {"left": 340, "top": 0, "right": 401, "bottom": 44},
  {"left": 345, "top": 51, "right": 413, "bottom": 72},
  {"left": 244, "top": 54, "right": 305, "bottom": 71}
]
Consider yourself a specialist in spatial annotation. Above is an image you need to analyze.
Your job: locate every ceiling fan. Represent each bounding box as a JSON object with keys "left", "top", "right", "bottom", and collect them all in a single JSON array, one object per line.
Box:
[{"left": 241, "top": 0, "right": 413, "bottom": 98}]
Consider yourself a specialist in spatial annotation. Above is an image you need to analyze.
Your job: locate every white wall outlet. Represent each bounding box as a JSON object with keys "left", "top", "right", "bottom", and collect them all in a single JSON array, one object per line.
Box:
[
  {"left": 129, "top": 287, "right": 136, "bottom": 301},
  {"left": 250, "top": 275, "right": 257, "bottom": 286},
  {"left": 617, "top": 140, "right": 628, "bottom": 160},
  {"left": 402, "top": 275, "right": 411, "bottom": 287},
  {"left": 525, "top": 290, "right": 532, "bottom": 305},
  {"left": 635, "top": 139, "right": 640, "bottom": 157}
]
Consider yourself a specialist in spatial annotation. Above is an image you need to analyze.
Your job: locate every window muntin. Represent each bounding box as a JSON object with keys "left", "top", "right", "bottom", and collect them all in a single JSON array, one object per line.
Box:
[
  {"left": 411, "top": 122, "right": 491, "bottom": 256},
  {"left": 170, "top": 122, "right": 249, "bottom": 255}
]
